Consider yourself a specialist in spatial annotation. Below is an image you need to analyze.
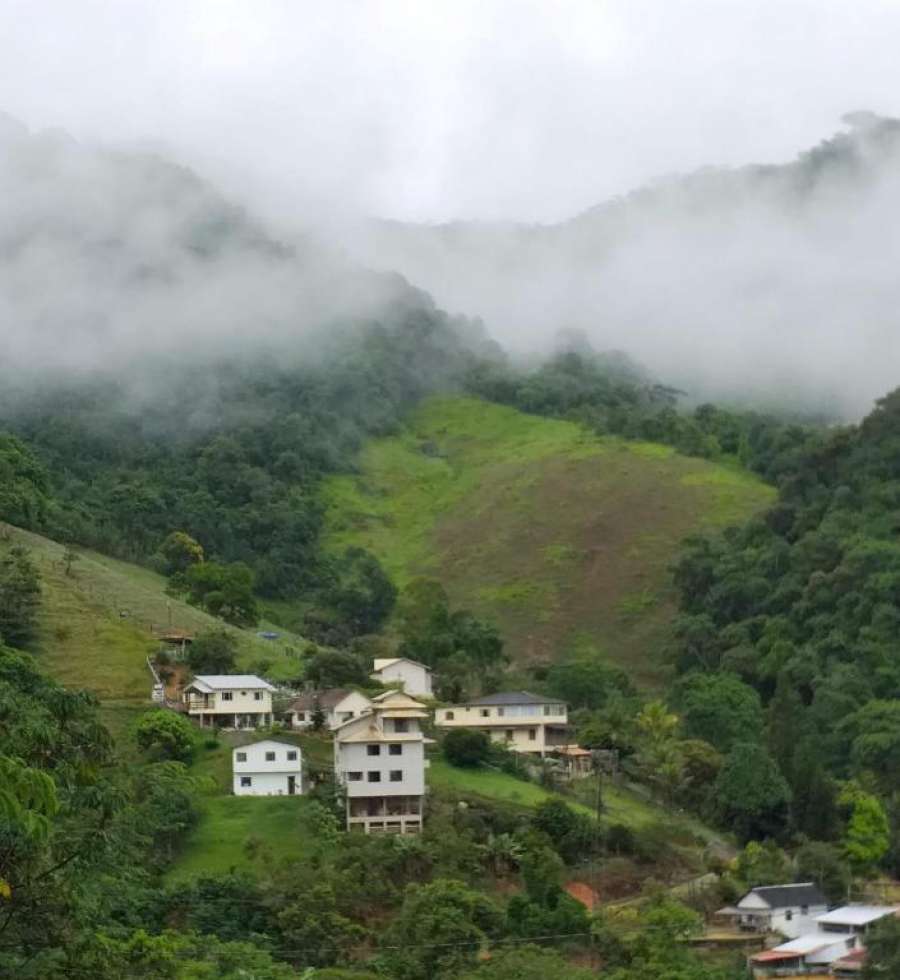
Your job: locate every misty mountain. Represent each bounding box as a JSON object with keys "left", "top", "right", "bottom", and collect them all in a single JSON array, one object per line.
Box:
[
  {"left": 0, "top": 112, "right": 487, "bottom": 388},
  {"left": 345, "top": 113, "right": 900, "bottom": 417}
]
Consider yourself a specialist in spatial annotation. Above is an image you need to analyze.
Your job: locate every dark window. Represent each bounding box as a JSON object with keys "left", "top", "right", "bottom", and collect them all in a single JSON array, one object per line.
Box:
[
  {"left": 497, "top": 707, "right": 505, "bottom": 717},
  {"left": 265, "top": 752, "right": 276, "bottom": 761},
  {"left": 480, "top": 708, "right": 490, "bottom": 717},
  {"left": 394, "top": 719, "right": 409, "bottom": 733},
  {"left": 785, "top": 910, "right": 793, "bottom": 921},
  {"left": 296, "top": 711, "right": 306, "bottom": 721},
  {"left": 390, "top": 770, "right": 402, "bottom": 782},
  {"left": 222, "top": 692, "right": 233, "bottom": 701},
  {"left": 235, "top": 751, "right": 247, "bottom": 762},
  {"left": 445, "top": 711, "right": 455, "bottom": 720},
  {"left": 254, "top": 692, "right": 263, "bottom": 701},
  {"left": 348, "top": 771, "right": 362, "bottom": 781},
  {"left": 505, "top": 730, "right": 513, "bottom": 740},
  {"left": 240, "top": 776, "right": 252, "bottom": 787},
  {"left": 287, "top": 751, "right": 298, "bottom": 761},
  {"left": 389, "top": 744, "right": 402, "bottom": 756},
  {"left": 801, "top": 906, "right": 808, "bottom": 915},
  {"left": 367, "top": 771, "right": 381, "bottom": 782},
  {"left": 367, "top": 745, "right": 381, "bottom": 756},
  {"left": 528, "top": 728, "right": 536, "bottom": 740}
]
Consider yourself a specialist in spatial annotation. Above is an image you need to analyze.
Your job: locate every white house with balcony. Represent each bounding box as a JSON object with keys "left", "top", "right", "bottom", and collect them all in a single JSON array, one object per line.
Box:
[
  {"left": 333, "top": 690, "right": 433, "bottom": 834},
  {"left": 287, "top": 688, "right": 372, "bottom": 730},
  {"left": 181, "top": 675, "right": 275, "bottom": 729},
  {"left": 370, "top": 657, "right": 433, "bottom": 697},
  {"left": 434, "top": 691, "right": 568, "bottom": 756},
  {"left": 232, "top": 739, "right": 303, "bottom": 796}
]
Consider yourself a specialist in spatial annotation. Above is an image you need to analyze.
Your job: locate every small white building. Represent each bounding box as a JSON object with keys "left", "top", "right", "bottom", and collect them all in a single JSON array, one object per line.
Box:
[
  {"left": 287, "top": 688, "right": 372, "bottom": 730},
  {"left": 371, "top": 658, "right": 433, "bottom": 698},
  {"left": 182, "top": 675, "right": 275, "bottom": 729},
  {"left": 815, "top": 904, "right": 900, "bottom": 939},
  {"left": 232, "top": 739, "right": 303, "bottom": 796},
  {"left": 728, "top": 883, "right": 827, "bottom": 939},
  {"left": 333, "top": 690, "right": 433, "bottom": 834},
  {"left": 434, "top": 691, "right": 568, "bottom": 756}
]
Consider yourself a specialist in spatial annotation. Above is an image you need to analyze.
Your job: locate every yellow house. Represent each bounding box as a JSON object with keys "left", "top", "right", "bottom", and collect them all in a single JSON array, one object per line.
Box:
[
  {"left": 182, "top": 674, "right": 275, "bottom": 729},
  {"left": 434, "top": 691, "right": 569, "bottom": 756}
]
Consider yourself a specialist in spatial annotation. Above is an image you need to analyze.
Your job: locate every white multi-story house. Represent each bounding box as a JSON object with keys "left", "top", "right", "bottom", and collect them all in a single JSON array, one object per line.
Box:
[
  {"left": 725, "top": 883, "right": 828, "bottom": 939},
  {"left": 182, "top": 675, "right": 275, "bottom": 729},
  {"left": 333, "top": 690, "right": 433, "bottom": 834},
  {"left": 371, "top": 657, "right": 433, "bottom": 698},
  {"left": 287, "top": 688, "right": 372, "bottom": 730},
  {"left": 232, "top": 739, "right": 303, "bottom": 796},
  {"left": 434, "top": 691, "right": 568, "bottom": 756}
]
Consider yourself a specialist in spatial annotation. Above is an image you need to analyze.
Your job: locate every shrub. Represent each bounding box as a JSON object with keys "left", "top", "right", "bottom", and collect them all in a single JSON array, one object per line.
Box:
[{"left": 443, "top": 729, "right": 491, "bottom": 767}]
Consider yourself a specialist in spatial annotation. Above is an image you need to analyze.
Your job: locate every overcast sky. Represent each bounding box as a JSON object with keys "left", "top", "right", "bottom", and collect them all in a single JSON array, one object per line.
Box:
[{"left": 2, "top": 0, "right": 900, "bottom": 223}]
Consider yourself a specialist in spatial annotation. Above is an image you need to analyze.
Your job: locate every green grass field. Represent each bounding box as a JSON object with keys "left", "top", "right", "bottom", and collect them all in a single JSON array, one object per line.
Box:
[
  {"left": 324, "top": 396, "right": 774, "bottom": 687},
  {"left": 427, "top": 758, "right": 658, "bottom": 828},
  {"left": 1, "top": 524, "right": 308, "bottom": 717}
]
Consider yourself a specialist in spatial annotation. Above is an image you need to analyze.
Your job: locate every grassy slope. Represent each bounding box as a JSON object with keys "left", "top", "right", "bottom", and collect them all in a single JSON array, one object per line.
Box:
[
  {"left": 324, "top": 397, "right": 774, "bottom": 687},
  {"left": 1, "top": 524, "right": 308, "bottom": 723},
  {"left": 428, "top": 758, "right": 657, "bottom": 828}
]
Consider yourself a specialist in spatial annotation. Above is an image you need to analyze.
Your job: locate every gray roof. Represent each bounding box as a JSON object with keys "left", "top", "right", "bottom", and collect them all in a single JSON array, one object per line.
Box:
[
  {"left": 288, "top": 688, "right": 353, "bottom": 712},
  {"left": 466, "top": 691, "right": 555, "bottom": 706},
  {"left": 188, "top": 674, "right": 276, "bottom": 692},
  {"left": 750, "top": 884, "right": 826, "bottom": 909}
]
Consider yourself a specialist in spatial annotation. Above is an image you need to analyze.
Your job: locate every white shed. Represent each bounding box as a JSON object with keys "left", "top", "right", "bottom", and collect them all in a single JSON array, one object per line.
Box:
[{"left": 232, "top": 739, "right": 303, "bottom": 797}]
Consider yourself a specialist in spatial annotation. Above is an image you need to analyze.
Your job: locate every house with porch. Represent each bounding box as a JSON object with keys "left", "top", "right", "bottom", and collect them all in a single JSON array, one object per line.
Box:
[
  {"left": 333, "top": 690, "right": 433, "bottom": 834},
  {"left": 287, "top": 688, "right": 372, "bottom": 730},
  {"left": 182, "top": 674, "right": 275, "bottom": 729},
  {"left": 720, "top": 883, "right": 827, "bottom": 939},
  {"left": 232, "top": 739, "right": 303, "bottom": 796},
  {"left": 434, "top": 691, "right": 569, "bottom": 756}
]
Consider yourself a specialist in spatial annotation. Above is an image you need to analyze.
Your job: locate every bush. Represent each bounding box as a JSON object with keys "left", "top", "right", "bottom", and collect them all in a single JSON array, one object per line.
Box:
[
  {"left": 444, "top": 729, "right": 492, "bottom": 767},
  {"left": 135, "top": 709, "right": 197, "bottom": 762},
  {"left": 187, "top": 628, "right": 238, "bottom": 674}
]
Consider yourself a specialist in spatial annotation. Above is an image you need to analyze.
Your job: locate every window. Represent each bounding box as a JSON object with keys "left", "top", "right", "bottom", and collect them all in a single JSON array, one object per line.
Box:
[
  {"left": 390, "top": 770, "right": 402, "bottom": 782},
  {"left": 367, "top": 771, "right": 381, "bottom": 782},
  {"left": 801, "top": 906, "right": 809, "bottom": 915},
  {"left": 296, "top": 711, "right": 306, "bottom": 722},
  {"left": 240, "top": 776, "right": 252, "bottom": 787},
  {"left": 240, "top": 691, "right": 247, "bottom": 697},
  {"left": 236, "top": 751, "right": 247, "bottom": 762},
  {"left": 543, "top": 705, "right": 552, "bottom": 716},
  {"left": 445, "top": 711, "right": 455, "bottom": 720},
  {"left": 222, "top": 692, "right": 233, "bottom": 701},
  {"left": 394, "top": 718, "right": 409, "bottom": 733},
  {"left": 505, "top": 730, "right": 513, "bottom": 740},
  {"left": 528, "top": 728, "right": 536, "bottom": 740},
  {"left": 265, "top": 751, "right": 276, "bottom": 761},
  {"left": 497, "top": 707, "right": 505, "bottom": 716},
  {"left": 367, "top": 744, "right": 381, "bottom": 756},
  {"left": 389, "top": 744, "right": 402, "bottom": 756},
  {"left": 348, "top": 771, "right": 363, "bottom": 781},
  {"left": 480, "top": 708, "right": 490, "bottom": 717},
  {"left": 287, "top": 751, "right": 298, "bottom": 761},
  {"left": 254, "top": 691, "right": 263, "bottom": 701},
  {"left": 785, "top": 910, "right": 793, "bottom": 922}
]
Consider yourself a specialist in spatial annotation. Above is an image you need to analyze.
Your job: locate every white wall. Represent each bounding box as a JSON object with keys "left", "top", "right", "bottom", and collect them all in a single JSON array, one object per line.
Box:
[
  {"left": 375, "top": 661, "right": 432, "bottom": 697},
  {"left": 189, "top": 687, "right": 272, "bottom": 715},
  {"left": 292, "top": 691, "right": 372, "bottom": 729},
  {"left": 772, "top": 907, "right": 828, "bottom": 940},
  {"left": 337, "top": 740, "right": 425, "bottom": 797},
  {"left": 233, "top": 771, "right": 302, "bottom": 796}
]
